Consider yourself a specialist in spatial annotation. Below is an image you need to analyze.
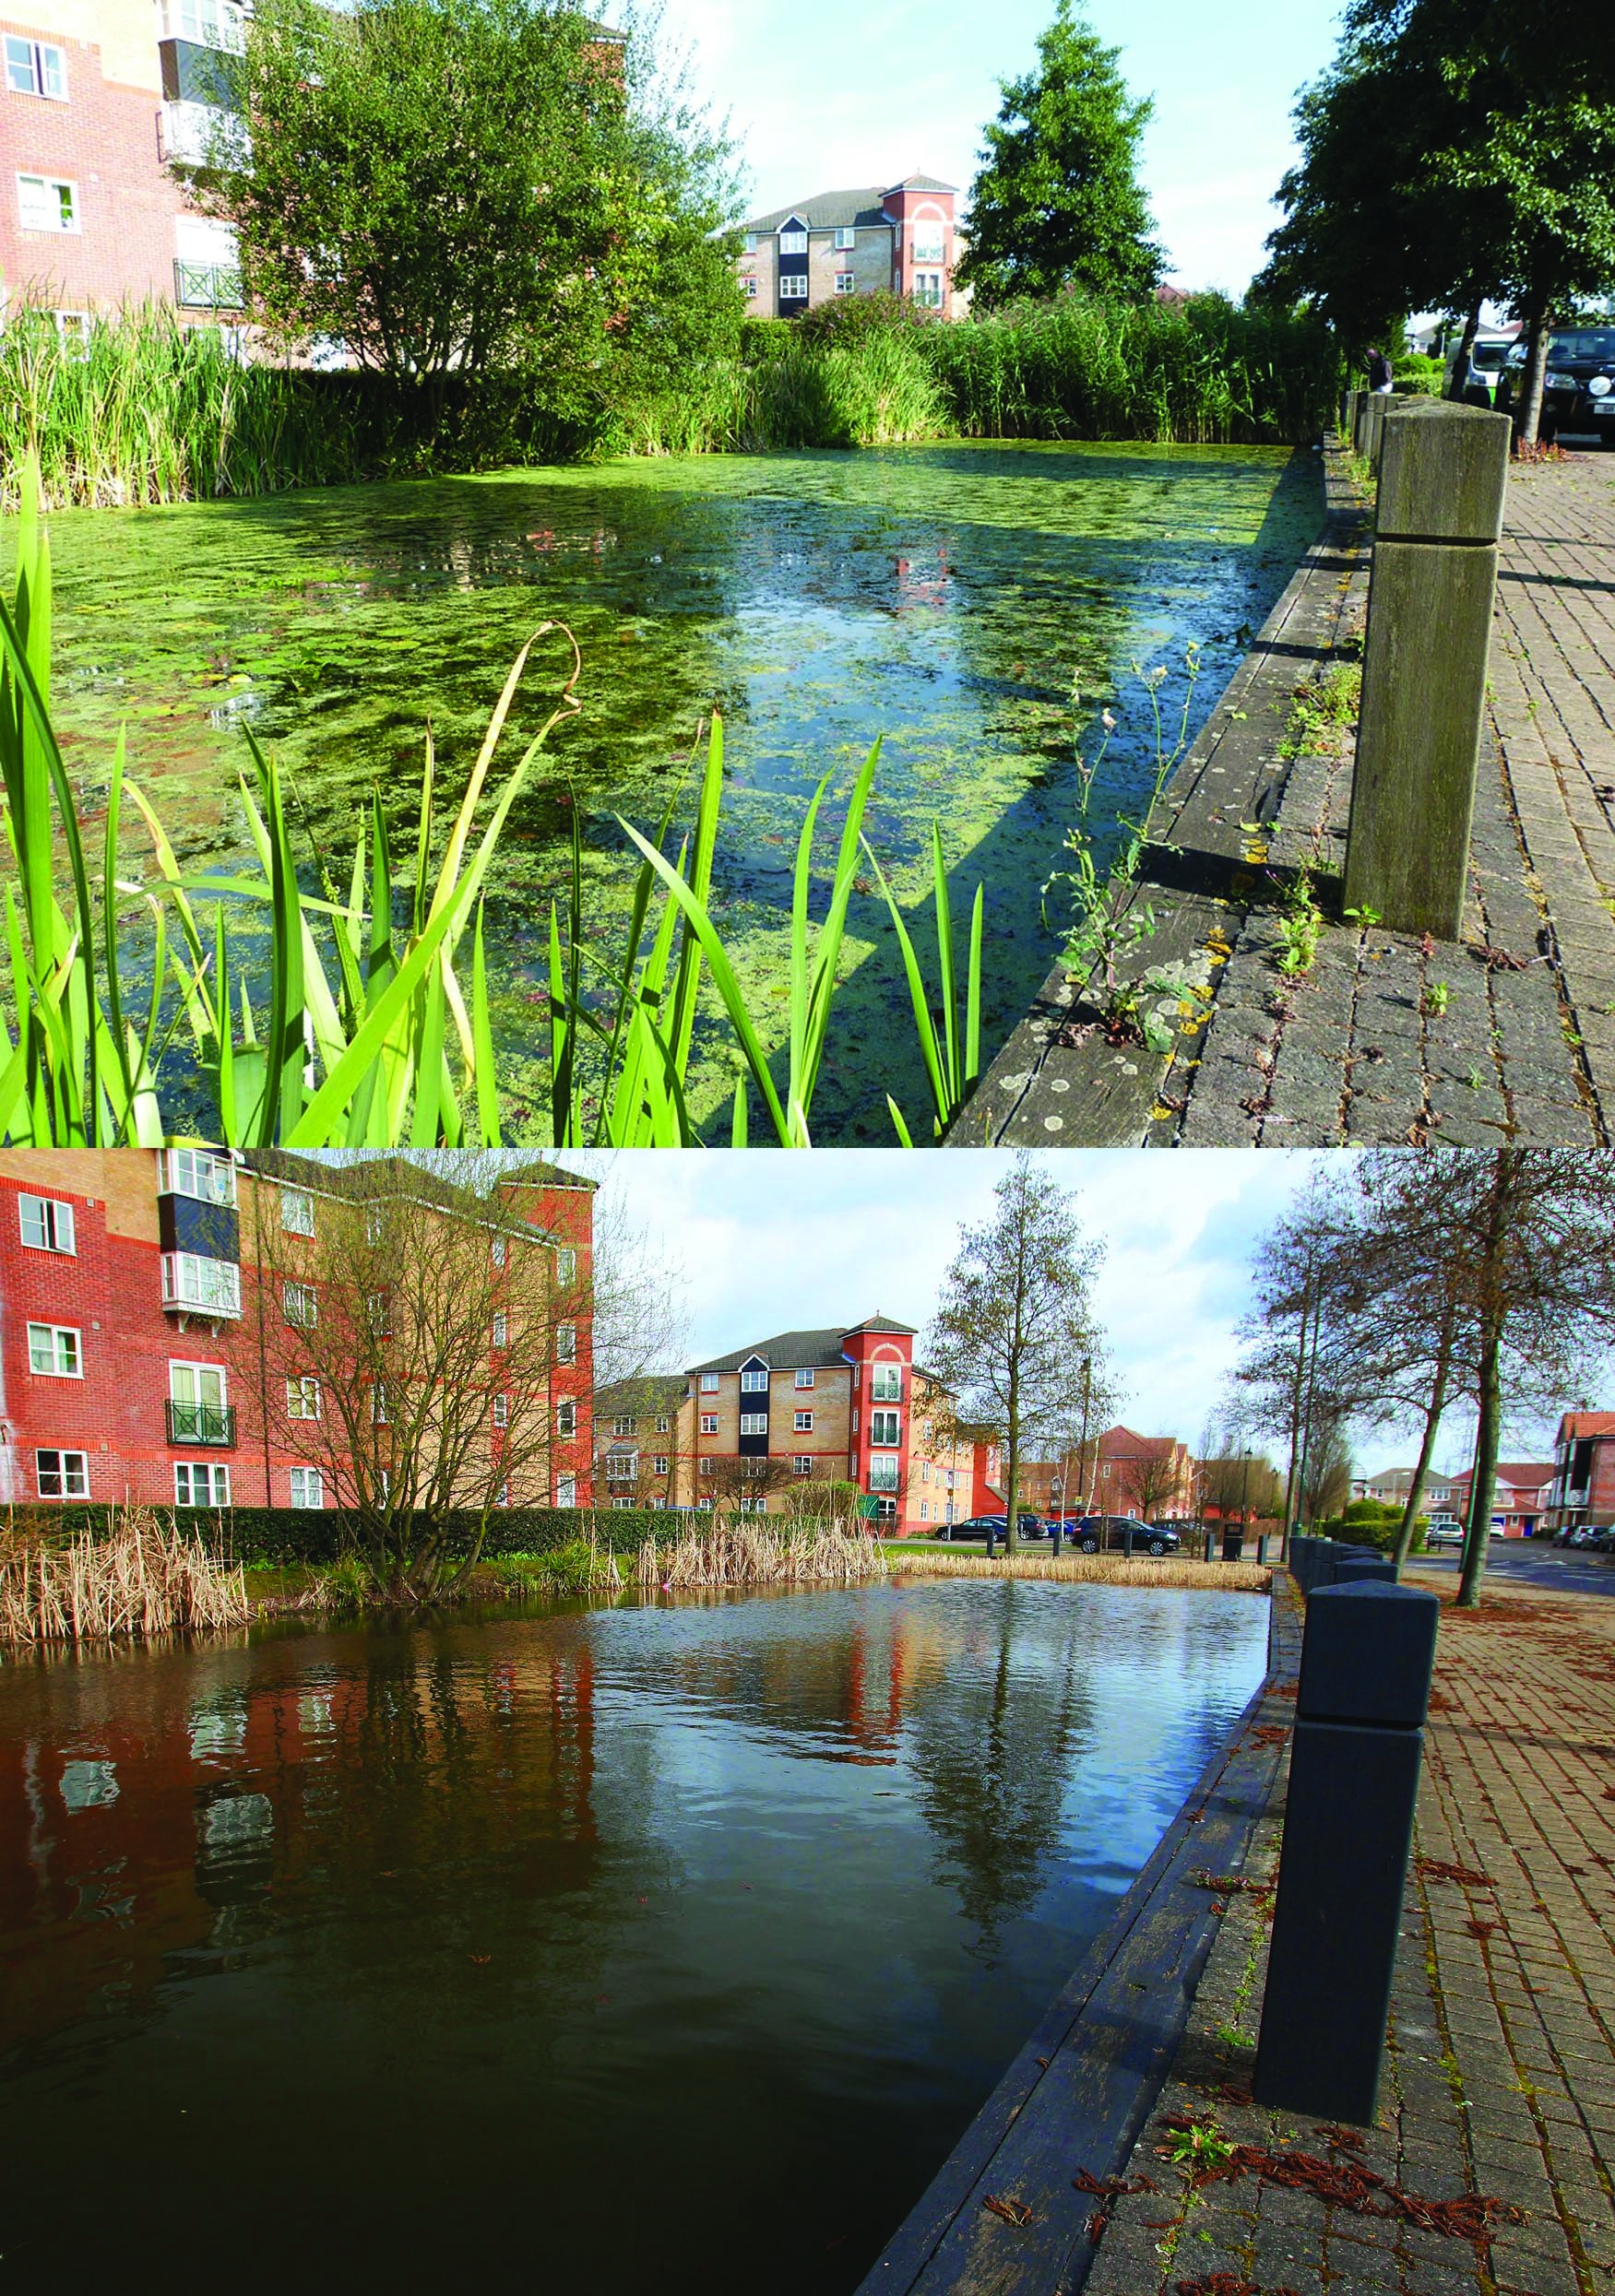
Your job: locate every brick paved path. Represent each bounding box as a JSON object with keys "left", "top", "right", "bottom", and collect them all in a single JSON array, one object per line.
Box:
[{"left": 1083, "top": 1576, "right": 1615, "bottom": 2296}]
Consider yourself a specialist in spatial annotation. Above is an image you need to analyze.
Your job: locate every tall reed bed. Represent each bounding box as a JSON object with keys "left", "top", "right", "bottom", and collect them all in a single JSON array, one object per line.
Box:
[
  {"left": 0, "top": 1504, "right": 251, "bottom": 1647},
  {"left": 891, "top": 1548, "right": 1273, "bottom": 1592},
  {"left": 636, "top": 1520, "right": 889, "bottom": 1590}
]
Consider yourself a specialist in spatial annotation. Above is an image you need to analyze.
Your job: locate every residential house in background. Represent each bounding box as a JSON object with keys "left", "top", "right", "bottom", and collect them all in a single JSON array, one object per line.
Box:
[
  {"left": 671, "top": 1316, "right": 974, "bottom": 1531},
  {"left": 1547, "top": 1412, "right": 1615, "bottom": 1534},
  {"left": 0, "top": 1150, "right": 595, "bottom": 1513},
  {"left": 593, "top": 1375, "right": 685, "bottom": 1510},
  {"left": 737, "top": 174, "right": 957, "bottom": 319},
  {"left": 1420, "top": 1462, "right": 1556, "bottom": 1539},
  {"left": 1016, "top": 1426, "right": 1198, "bottom": 1522}
]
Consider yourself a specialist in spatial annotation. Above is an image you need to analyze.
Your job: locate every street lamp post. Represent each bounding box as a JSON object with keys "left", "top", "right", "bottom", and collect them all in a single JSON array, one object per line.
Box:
[{"left": 1076, "top": 1355, "right": 1093, "bottom": 1518}]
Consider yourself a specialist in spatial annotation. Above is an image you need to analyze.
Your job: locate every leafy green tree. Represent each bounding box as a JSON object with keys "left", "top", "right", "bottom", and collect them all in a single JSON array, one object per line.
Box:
[
  {"left": 209, "top": 0, "right": 740, "bottom": 412},
  {"left": 957, "top": 0, "right": 1162, "bottom": 311}
]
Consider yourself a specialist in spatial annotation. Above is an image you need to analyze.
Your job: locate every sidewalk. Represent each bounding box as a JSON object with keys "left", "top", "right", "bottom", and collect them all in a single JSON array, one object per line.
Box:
[
  {"left": 1083, "top": 1571, "right": 1615, "bottom": 2296},
  {"left": 959, "top": 448, "right": 1615, "bottom": 1149}
]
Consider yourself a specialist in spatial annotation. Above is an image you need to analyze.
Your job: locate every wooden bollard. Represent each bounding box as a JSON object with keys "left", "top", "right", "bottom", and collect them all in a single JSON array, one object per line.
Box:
[{"left": 1343, "top": 399, "right": 1511, "bottom": 939}]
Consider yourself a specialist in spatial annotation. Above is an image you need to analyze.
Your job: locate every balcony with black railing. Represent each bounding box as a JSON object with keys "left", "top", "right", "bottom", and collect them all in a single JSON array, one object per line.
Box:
[{"left": 166, "top": 1400, "right": 238, "bottom": 1447}]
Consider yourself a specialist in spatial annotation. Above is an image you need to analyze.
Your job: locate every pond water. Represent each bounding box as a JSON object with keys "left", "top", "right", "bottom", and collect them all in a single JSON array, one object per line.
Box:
[
  {"left": 0, "top": 1577, "right": 1266, "bottom": 2290},
  {"left": 44, "top": 442, "right": 1322, "bottom": 1141}
]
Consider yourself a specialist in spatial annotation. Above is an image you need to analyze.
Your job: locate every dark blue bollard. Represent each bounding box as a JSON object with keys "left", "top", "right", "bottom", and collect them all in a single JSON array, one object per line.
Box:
[
  {"left": 1253, "top": 1581, "right": 1440, "bottom": 2124},
  {"left": 1122, "top": 1522, "right": 1134, "bottom": 1561},
  {"left": 1256, "top": 1533, "right": 1270, "bottom": 1566},
  {"left": 985, "top": 1524, "right": 997, "bottom": 1557},
  {"left": 1335, "top": 1555, "right": 1397, "bottom": 1585},
  {"left": 1051, "top": 1521, "right": 1063, "bottom": 1557}
]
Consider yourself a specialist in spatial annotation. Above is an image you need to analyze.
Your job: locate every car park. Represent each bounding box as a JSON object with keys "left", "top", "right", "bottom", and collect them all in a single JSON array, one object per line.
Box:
[
  {"left": 1556, "top": 1525, "right": 1597, "bottom": 1549},
  {"left": 1497, "top": 330, "right": 1615, "bottom": 445},
  {"left": 1070, "top": 1514, "right": 1181, "bottom": 1556},
  {"left": 931, "top": 1512, "right": 1043, "bottom": 1542}
]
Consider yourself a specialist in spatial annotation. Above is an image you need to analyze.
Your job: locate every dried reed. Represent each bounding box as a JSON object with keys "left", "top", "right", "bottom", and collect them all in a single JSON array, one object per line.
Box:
[
  {"left": 0, "top": 1504, "right": 251, "bottom": 1647},
  {"left": 635, "top": 1520, "right": 889, "bottom": 1591},
  {"left": 889, "top": 1548, "right": 1273, "bottom": 1592}
]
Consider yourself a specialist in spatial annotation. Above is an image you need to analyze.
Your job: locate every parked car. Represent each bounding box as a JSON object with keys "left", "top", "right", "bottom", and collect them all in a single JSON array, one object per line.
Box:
[
  {"left": 932, "top": 1511, "right": 1043, "bottom": 1543},
  {"left": 1071, "top": 1514, "right": 1181, "bottom": 1556},
  {"left": 1423, "top": 1521, "right": 1465, "bottom": 1547},
  {"left": 1497, "top": 330, "right": 1615, "bottom": 445},
  {"left": 1556, "top": 1525, "right": 1597, "bottom": 1548}
]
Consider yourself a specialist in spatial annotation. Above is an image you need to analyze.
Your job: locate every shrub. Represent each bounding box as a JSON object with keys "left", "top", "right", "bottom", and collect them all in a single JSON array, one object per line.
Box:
[
  {"left": 22, "top": 1503, "right": 683, "bottom": 1567},
  {"left": 1318, "top": 1498, "right": 1427, "bottom": 1555},
  {"left": 794, "top": 290, "right": 943, "bottom": 350}
]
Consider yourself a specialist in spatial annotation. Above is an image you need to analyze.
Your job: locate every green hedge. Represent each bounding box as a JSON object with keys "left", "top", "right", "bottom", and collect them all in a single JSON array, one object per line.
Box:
[{"left": 18, "top": 1504, "right": 680, "bottom": 1567}]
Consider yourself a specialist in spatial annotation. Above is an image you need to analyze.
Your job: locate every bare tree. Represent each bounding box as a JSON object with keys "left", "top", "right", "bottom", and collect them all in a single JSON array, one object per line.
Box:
[
  {"left": 707, "top": 1453, "right": 802, "bottom": 1515},
  {"left": 925, "top": 1154, "right": 1108, "bottom": 1541},
  {"left": 1121, "top": 1441, "right": 1180, "bottom": 1523}
]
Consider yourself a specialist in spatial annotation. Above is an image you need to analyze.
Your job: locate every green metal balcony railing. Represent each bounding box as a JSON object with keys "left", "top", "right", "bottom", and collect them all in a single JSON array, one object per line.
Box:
[
  {"left": 173, "top": 259, "right": 243, "bottom": 310},
  {"left": 166, "top": 1400, "right": 237, "bottom": 1447}
]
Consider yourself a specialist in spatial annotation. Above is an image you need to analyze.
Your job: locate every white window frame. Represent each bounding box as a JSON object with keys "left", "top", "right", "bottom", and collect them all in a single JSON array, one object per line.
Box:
[
  {"left": 911, "top": 229, "right": 946, "bottom": 265},
  {"left": 493, "top": 1393, "right": 509, "bottom": 1428},
  {"left": 792, "top": 1455, "right": 813, "bottom": 1475},
  {"left": 834, "top": 273, "right": 857, "bottom": 295},
  {"left": 286, "top": 1375, "right": 321, "bottom": 1421},
  {"left": 794, "top": 1411, "right": 813, "bottom": 1431},
  {"left": 16, "top": 172, "right": 77, "bottom": 233},
  {"left": 612, "top": 1494, "right": 635, "bottom": 1510},
  {"left": 6, "top": 36, "right": 67, "bottom": 100},
  {"left": 161, "top": 1146, "right": 236, "bottom": 1205},
  {"left": 778, "top": 274, "right": 808, "bottom": 301},
  {"left": 741, "top": 1367, "right": 768, "bottom": 1393},
  {"left": 556, "top": 1474, "right": 576, "bottom": 1508},
  {"left": 279, "top": 1187, "right": 315, "bottom": 1237},
  {"left": 367, "top": 1291, "right": 390, "bottom": 1332},
  {"left": 742, "top": 231, "right": 758, "bottom": 253},
  {"left": 498, "top": 1481, "right": 511, "bottom": 1508},
  {"left": 612, "top": 1415, "right": 637, "bottom": 1438},
  {"left": 655, "top": 1414, "right": 671, "bottom": 1435},
  {"left": 778, "top": 226, "right": 808, "bottom": 254},
  {"left": 365, "top": 1205, "right": 386, "bottom": 1245},
  {"left": 556, "top": 1323, "right": 576, "bottom": 1365},
  {"left": 557, "top": 1400, "right": 576, "bottom": 1438},
  {"left": 18, "top": 1193, "right": 76, "bottom": 1253},
  {"left": 871, "top": 1365, "right": 902, "bottom": 1402},
  {"left": 912, "top": 270, "right": 944, "bottom": 310},
  {"left": 159, "top": 0, "right": 246, "bottom": 54},
  {"left": 175, "top": 1460, "right": 231, "bottom": 1507},
  {"left": 699, "top": 1458, "right": 714, "bottom": 1477},
  {"left": 700, "top": 1414, "right": 718, "bottom": 1436},
  {"left": 653, "top": 1454, "right": 670, "bottom": 1475},
  {"left": 833, "top": 226, "right": 855, "bottom": 250},
  {"left": 28, "top": 1322, "right": 81, "bottom": 1378},
  {"left": 492, "top": 1236, "right": 507, "bottom": 1268},
  {"left": 794, "top": 1368, "right": 814, "bottom": 1390},
  {"left": 371, "top": 1383, "right": 388, "bottom": 1425},
  {"left": 696, "top": 1497, "right": 713, "bottom": 1512},
  {"left": 493, "top": 1312, "right": 508, "bottom": 1349},
  {"left": 868, "top": 1457, "right": 900, "bottom": 1494},
  {"left": 739, "top": 1414, "right": 766, "bottom": 1436},
  {"left": 36, "top": 1448, "right": 89, "bottom": 1499},
  {"left": 290, "top": 1465, "right": 325, "bottom": 1509},
  {"left": 283, "top": 1281, "right": 316, "bottom": 1328},
  {"left": 871, "top": 1408, "right": 900, "bottom": 1448},
  {"left": 700, "top": 1372, "right": 720, "bottom": 1391},
  {"left": 555, "top": 1246, "right": 576, "bottom": 1286},
  {"left": 161, "top": 1252, "right": 241, "bottom": 1317},
  {"left": 742, "top": 278, "right": 759, "bottom": 299}
]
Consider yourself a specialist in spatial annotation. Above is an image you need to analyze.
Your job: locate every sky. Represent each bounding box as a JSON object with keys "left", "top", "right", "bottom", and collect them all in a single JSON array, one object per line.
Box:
[{"left": 655, "top": 0, "right": 1350, "bottom": 297}]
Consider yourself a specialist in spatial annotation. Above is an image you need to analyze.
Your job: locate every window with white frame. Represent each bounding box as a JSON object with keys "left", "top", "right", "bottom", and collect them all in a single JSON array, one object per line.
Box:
[
  {"left": 699, "top": 1457, "right": 714, "bottom": 1477},
  {"left": 792, "top": 1455, "right": 813, "bottom": 1475},
  {"left": 286, "top": 1375, "right": 321, "bottom": 1420},
  {"left": 556, "top": 1475, "right": 576, "bottom": 1507},
  {"left": 555, "top": 1247, "right": 576, "bottom": 1286},
  {"left": 290, "top": 1465, "right": 324, "bottom": 1509},
  {"left": 741, "top": 1367, "right": 767, "bottom": 1392},
  {"left": 778, "top": 226, "right": 807, "bottom": 254},
  {"left": 160, "top": 0, "right": 245, "bottom": 53},
  {"left": 607, "top": 1451, "right": 636, "bottom": 1480},
  {"left": 493, "top": 1312, "right": 508, "bottom": 1349},
  {"left": 612, "top": 1415, "right": 636, "bottom": 1437},
  {"left": 742, "top": 231, "right": 758, "bottom": 253},
  {"left": 28, "top": 1322, "right": 80, "bottom": 1377},
  {"left": 696, "top": 1497, "right": 712, "bottom": 1511},
  {"left": 371, "top": 1383, "right": 388, "bottom": 1425},
  {"left": 162, "top": 1253, "right": 241, "bottom": 1316},
  {"left": 492, "top": 1236, "right": 506, "bottom": 1268},
  {"left": 367, "top": 1292, "right": 390, "bottom": 1333},
  {"left": 493, "top": 1394, "right": 509, "bottom": 1427},
  {"left": 283, "top": 1282, "right": 316, "bottom": 1328},
  {"left": 871, "top": 1408, "right": 900, "bottom": 1447},
  {"left": 279, "top": 1187, "right": 315, "bottom": 1237},
  {"left": 1099, "top": 1462, "right": 1111, "bottom": 1482},
  {"left": 875, "top": 1496, "right": 897, "bottom": 1521},
  {"left": 852, "top": 1406, "right": 859, "bottom": 1432},
  {"left": 737, "top": 1495, "right": 767, "bottom": 1515},
  {"left": 497, "top": 1481, "right": 511, "bottom": 1507},
  {"left": 921, "top": 1461, "right": 932, "bottom": 1483},
  {"left": 794, "top": 1411, "right": 813, "bottom": 1431},
  {"left": 779, "top": 274, "right": 808, "bottom": 300},
  {"left": 912, "top": 272, "right": 944, "bottom": 309},
  {"left": 53, "top": 310, "right": 91, "bottom": 360},
  {"left": 868, "top": 1456, "right": 900, "bottom": 1493},
  {"left": 655, "top": 1415, "right": 671, "bottom": 1434},
  {"left": 162, "top": 1146, "right": 235, "bottom": 1205},
  {"left": 36, "top": 1449, "right": 89, "bottom": 1499},
  {"left": 175, "top": 1461, "right": 230, "bottom": 1507},
  {"left": 871, "top": 1365, "right": 902, "bottom": 1402},
  {"left": 794, "top": 1367, "right": 814, "bottom": 1389},
  {"left": 6, "top": 36, "right": 67, "bottom": 98},
  {"left": 835, "top": 273, "right": 856, "bottom": 294},
  {"left": 653, "top": 1455, "right": 670, "bottom": 1475},
  {"left": 912, "top": 227, "right": 945, "bottom": 265},
  {"left": 833, "top": 226, "right": 855, "bottom": 249},
  {"left": 17, "top": 174, "right": 77, "bottom": 232},
  {"left": 365, "top": 1205, "right": 386, "bottom": 1245},
  {"left": 612, "top": 1494, "right": 635, "bottom": 1509},
  {"left": 700, "top": 1372, "right": 720, "bottom": 1391},
  {"left": 557, "top": 1400, "right": 576, "bottom": 1438},
  {"left": 920, "top": 1501, "right": 929, "bottom": 1521},
  {"left": 700, "top": 1414, "right": 718, "bottom": 1435},
  {"left": 18, "top": 1194, "right": 75, "bottom": 1252},
  {"left": 740, "top": 1414, "right": 766, "bottom": 1436},
  {"left": 742, "top": 278, "right": 758, "bottom": 299},
  {"left": 556, "top": 1324, "right": 576, "bottom": 1364}
]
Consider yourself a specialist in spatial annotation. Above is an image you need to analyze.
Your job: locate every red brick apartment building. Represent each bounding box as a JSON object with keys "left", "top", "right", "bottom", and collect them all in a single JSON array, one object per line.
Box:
[
  {"left": 1014, "top": 1426, "right": 1198, "bottom": 1521},
  {"left": 1547, "top": 1412, "right": 1615, "bottom": 1534},
  {"left": 1357, "top": 1462, "right": 1557, "bottom": 1537},
  {"left": 666, "top": 1316, "right": 975, "bottom": 1532},
  {"left": 0, "top": 1150, "right": 595, "bottom": 1513},
  {"left": 738, "top": 175, "right": 958, "bottom": 319}
]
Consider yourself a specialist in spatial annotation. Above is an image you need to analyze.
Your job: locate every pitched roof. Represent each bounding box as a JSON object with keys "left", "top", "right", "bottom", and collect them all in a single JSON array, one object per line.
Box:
[
  {"left": 687, "top": 1317, "right": 913, "bottom": 1375},
  {"left": 1562, "top": 1411, "right": 1615, "bottom": 1438},
  {"left": 890, "top": 173, "right": 956, "bottom": 192},
  {"left": 744, "top": 187, "right": 896, "bottom": 234},
  {"left": 595, "top": 1375, "right": 687, "bottom": 1414}
]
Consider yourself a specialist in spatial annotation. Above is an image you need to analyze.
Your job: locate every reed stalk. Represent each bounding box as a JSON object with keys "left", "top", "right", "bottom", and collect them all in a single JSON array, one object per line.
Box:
[
  {"left": 635, "top": 1520, "right": 889, "bottom": 1590},
  {"left": 887, "top": 1547, "right": 1272, "bottom": 1591},
  {"left": 0, "top": 1503, "right": 251, "bottom": 1646}
]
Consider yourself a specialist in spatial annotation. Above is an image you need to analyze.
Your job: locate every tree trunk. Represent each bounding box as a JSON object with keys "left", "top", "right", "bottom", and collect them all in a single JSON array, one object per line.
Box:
[
  {"left": 1446, "top": 302, "right": 1482, "bottom": 401},
  {"left": 1457, "top": 1150, "right": 1514, "bottom": 1609},
  {"left": 1514, "top": 290, "right": 1550, "bottom": 450},
  {"left": 1280, "top": 1271, "right": 1311, "bottom": 1553},
  {"left": 1394, "top": 1305, "right": 1455, "bottom": 1572}
]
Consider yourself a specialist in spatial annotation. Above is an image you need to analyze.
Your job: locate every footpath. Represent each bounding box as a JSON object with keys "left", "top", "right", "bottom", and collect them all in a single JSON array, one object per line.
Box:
[
  {"left": 955, "top": 449, "right": 1615, "bottom": 1149},
  {"left": 1081, "top": 1568, "right": 1615, "bottom": 2296}
]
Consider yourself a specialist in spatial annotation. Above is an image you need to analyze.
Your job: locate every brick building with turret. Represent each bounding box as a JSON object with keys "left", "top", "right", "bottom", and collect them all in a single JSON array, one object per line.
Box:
[{"left": 737, "top": 174, "right": 958, "bottom": 319}]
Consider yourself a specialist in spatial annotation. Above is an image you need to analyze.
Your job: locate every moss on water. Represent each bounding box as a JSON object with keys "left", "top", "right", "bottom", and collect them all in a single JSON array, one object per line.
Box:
[{"left": 43, "top": 438, "right": 1324, "bottom": 1142}]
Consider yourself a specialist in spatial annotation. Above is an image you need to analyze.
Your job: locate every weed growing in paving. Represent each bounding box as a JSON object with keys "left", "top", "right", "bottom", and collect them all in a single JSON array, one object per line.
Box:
[
  {"left": 1277, "top": 660, "right": 1362, "bottom": 759},
  {"left": 1274, "top": 870, "right": 1324, "bottom": 976}
]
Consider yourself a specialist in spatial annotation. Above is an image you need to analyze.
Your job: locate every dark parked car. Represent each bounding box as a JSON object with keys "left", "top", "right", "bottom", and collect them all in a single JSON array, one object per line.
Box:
[
  {"left": 932, "top": 1511, "right": 1044, "bottom": 1543},
  {"left": 1070, "top": 1514, "right": 1181, "bottom": 1556},
  {"left": 1497, "top": 330, "right": 1615, "bottom": 445}
]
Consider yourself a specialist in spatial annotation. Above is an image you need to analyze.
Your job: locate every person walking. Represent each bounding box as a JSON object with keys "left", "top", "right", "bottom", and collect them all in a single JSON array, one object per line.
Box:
[{"left": 1366, "top": 345, "right": 1394, "bottom": 394}]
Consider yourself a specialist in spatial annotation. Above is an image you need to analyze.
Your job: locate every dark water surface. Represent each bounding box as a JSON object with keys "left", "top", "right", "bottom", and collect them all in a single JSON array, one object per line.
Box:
[
  {"left": 47, "top": 444, "right": 1322, "bottom": 1139},
  {"left": 0, "top": 1578, "right": 1266, "bottom": 2290}
]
